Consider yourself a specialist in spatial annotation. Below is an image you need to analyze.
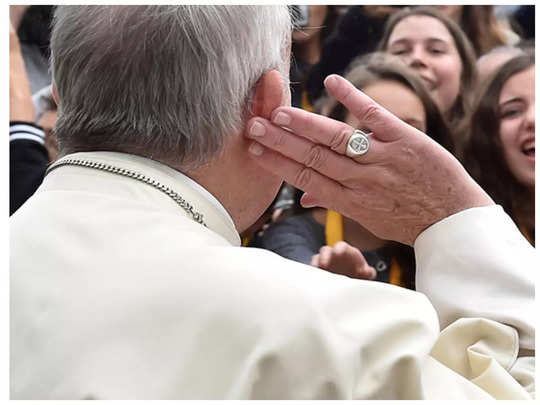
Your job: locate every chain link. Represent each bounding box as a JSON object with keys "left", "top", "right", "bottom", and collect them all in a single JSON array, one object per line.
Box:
[{"left": 45, "top": 158, "right": 207, "bottom": 227}]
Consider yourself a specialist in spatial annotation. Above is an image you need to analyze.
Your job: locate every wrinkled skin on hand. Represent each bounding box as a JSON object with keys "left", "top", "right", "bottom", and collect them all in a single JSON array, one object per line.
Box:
[
  {"left": 311, "top": 241, "right": 377, "bottom": 280},
  {"left": 245, "top": 75, "right": 493, "bottom": 245}
]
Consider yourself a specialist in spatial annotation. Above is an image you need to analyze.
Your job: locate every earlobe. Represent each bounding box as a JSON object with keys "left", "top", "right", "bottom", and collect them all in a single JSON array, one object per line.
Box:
[
  {"left": 251, "top": 70, "right": 285, "bottom": 119},
  {"left": 52, "top": 83, "right": 59, "bottom": 107}
]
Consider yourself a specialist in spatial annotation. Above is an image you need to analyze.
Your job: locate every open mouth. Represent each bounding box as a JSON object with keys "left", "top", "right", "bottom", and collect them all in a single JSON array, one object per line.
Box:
[{"left": 522, "top": 141, "right": 535, "bottom": 159}]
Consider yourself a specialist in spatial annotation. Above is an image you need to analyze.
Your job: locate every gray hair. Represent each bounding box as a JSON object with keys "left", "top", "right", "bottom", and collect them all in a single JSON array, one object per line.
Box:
[{"left": 50, "top": 6, "right": 292, "bottom": 168}]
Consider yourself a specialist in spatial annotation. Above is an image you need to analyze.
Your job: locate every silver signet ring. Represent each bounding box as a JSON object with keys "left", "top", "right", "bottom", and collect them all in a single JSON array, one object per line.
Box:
[{"left": 346, "top": 129, "right": 370, "bottom": 158}]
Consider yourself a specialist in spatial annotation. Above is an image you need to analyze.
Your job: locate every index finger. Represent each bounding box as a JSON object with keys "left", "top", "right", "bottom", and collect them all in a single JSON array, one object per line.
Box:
[
  {"left": 269, "top": 106, "right": 355, "bottom": 154},
  {"left": 323, "top": 74, "right": 404, "bottom": 142}
]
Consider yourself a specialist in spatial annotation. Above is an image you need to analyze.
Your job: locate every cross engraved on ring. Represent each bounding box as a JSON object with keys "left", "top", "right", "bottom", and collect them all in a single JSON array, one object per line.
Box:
[
  {"left": 346, "top": 129, "right": 370, "bottom": 157},
  {"left": 350, "top": 136, "right": 368, "bottom": 153}
]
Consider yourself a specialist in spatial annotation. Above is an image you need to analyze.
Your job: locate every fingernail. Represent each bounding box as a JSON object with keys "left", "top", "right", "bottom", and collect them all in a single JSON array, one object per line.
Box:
[
  {"left": 273, "top": 112, "right": 291, "bottom": 126},
  {"left": 249, "top": 121, "right": 266, "bottom": 137},
  {"left": 324, "top": 75, "right": 337, "bottom": 89},
  {"left": 248, "top": 142, "right": 264, "bottom": 156}
]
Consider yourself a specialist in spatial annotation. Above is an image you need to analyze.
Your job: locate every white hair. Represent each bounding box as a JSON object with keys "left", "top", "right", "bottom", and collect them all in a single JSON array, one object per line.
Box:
[{"left": 50, "top": 6, "right": 291, "bottom": 168}]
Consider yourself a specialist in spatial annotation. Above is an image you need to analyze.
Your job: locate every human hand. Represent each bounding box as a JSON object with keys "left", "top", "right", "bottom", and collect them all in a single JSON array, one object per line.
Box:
[
  {"left": 311, "top": 241, "right": 377, "bottom": 280},
  {"left": 245, "top": 74, "right": 493, "bottom": 245}
]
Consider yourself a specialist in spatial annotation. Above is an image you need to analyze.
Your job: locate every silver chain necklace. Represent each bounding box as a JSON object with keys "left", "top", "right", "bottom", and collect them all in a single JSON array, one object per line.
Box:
[{"left": 45, "top": 158, "right": 207, "bottom": 227}]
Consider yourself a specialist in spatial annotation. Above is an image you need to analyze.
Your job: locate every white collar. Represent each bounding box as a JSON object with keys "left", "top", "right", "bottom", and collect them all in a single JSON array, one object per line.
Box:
[
  {"left": 172, "top": 168, "right": 231, "bottom": 223},
  {"left": 54, "top": 152, "right": 241, "bottom": 246}
]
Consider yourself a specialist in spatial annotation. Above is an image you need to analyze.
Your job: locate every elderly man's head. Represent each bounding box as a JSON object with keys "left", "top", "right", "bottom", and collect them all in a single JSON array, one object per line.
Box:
[{"left": 50, "top": 6, "right": 291, "bottom": 169}]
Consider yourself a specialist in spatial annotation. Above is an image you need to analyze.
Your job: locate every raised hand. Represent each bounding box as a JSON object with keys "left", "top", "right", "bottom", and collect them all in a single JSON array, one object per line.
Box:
[{"left": 245, "top": 74, "right": 493, "bottom": 245}]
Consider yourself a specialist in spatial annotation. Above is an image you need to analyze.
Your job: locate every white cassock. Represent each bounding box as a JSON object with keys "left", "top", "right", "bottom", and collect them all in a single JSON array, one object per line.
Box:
[{"left": 10, "top": 152, "right": 535, "bottom": 399}]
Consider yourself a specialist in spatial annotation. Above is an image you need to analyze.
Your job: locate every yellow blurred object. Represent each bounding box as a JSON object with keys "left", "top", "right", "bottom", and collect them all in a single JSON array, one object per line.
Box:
[
  {"left": 389, "top": 258, "right": 405, "bottom": 287},
  {"left": 325, "top": 210, "right": 343, "bottom": 247},
  {"left": 301, "top": 90, "right": 313, "bottom": 112}
]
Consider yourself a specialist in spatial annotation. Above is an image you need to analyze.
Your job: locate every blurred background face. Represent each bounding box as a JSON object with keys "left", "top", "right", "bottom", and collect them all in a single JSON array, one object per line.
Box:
[
  {"left": 498, "top": 66, "right": 535, "bottom": 188},
  {"left": 387, "top": 15, "right": 462, "bottom": 115},
  {"left": 345, "top": 79, "right": 427, "bottom": 133}
]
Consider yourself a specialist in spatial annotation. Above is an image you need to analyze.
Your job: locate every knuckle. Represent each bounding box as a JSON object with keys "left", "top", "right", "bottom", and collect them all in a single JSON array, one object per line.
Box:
[
  {"left": 361, "top": 103, "right": 383, "bottom": 127},
  {"left": 329, "top": 127, "right": 350, "bottom": 153},
  {"left": 304, "top": 145, "right": 326, "bottom": 170},
  {"left": 294, "top": 167, "right": 313, "bottom": 190},
  {"left": 274, "top": 130, "right": 287, "bottom": 148}
]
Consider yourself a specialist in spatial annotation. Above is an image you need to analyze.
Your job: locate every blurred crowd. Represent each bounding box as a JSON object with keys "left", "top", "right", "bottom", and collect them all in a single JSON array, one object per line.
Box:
[{"left": 10, "top": 5, "right": 535, "bottom": 290}]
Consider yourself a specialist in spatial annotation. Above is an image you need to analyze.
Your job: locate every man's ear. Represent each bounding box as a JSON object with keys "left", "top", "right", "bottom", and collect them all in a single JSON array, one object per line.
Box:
[
  {"left": 251, "top": 70, "right": 285, "bottom": 120},
  {"left": 51, "top": 83, "right": 59, "bottom": 107}
]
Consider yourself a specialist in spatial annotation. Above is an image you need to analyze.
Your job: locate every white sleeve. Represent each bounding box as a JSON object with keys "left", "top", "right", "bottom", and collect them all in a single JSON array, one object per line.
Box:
[
  {"left": 430, "top": 317, "right": 534, "bottom": 399},
  {"left": 414, "top": 205, "right": 535, "bottom": 350}
]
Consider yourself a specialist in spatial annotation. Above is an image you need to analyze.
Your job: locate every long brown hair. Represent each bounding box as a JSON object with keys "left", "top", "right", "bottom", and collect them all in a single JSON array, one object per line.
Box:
[
  {"left": 460, "top": 6, "right": 507, "bottom": 56},
  {"left": 377, "top": 6, "right": 478, "bottom": 129},
  {"left": 463, "top": 54, "right": 535, "bottom": 239}
]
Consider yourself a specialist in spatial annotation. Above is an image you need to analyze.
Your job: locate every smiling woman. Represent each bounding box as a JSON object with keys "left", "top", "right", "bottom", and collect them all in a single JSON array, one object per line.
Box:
[{"left": 463, "top": 53, "right": 535, "bottom": 244}]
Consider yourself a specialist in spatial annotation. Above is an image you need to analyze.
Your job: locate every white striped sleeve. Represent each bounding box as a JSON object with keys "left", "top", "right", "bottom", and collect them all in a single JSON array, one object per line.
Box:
[{"left": 10, "top": 123, "right": 46, "bottom": 145}]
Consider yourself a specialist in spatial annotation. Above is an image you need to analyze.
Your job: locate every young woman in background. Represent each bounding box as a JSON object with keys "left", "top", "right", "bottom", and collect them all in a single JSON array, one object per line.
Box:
[
  {"left": 463, "top": 54, "right": 535, "bottom": 245},
  {"left": 378, "top": 7, "right": 477, "bottom": 151}
]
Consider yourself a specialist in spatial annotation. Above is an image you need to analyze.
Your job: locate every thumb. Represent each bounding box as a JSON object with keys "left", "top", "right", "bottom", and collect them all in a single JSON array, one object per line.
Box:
[{"left": 365, "top": 265, "right": 377, "bottom": 280}]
